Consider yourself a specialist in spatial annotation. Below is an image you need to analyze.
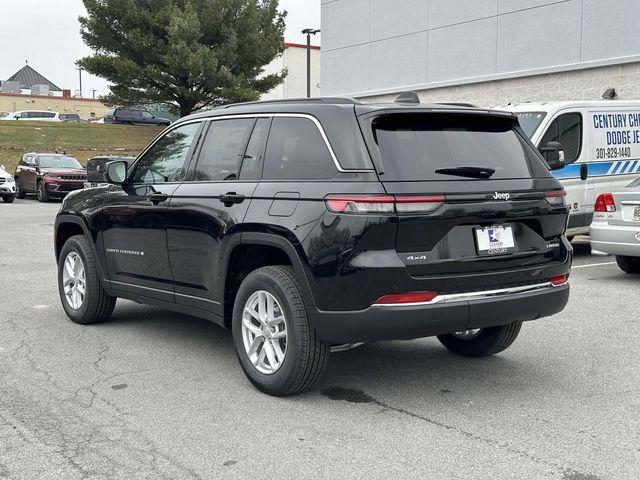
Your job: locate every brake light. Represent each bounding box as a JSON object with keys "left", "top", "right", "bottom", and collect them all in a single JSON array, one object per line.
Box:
[
  {"left": 550, "top": 273, "right": 569, "bottom": 286},
  {"left": 324, "top": 195, "right": 444, "bottom": 214},
  {"left": 394, "top": 195, "right": 445, "bottom": 213},
  {"left": 545, "top": 190, "right": 566, "bottom": 206},
  {"left": 594, "top": 193, "right": 616, "bottom": 212},
  {"left": 373, "top": 291, "right": 438, "bottom": 305},
  {"left": 324, "top": 195, "right": 395, "bottom": 214}
]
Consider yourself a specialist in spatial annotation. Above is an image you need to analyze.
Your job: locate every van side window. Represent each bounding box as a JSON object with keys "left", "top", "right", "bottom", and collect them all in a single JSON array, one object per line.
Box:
[
  {"left": 192, "top": 118, "right": 254, "bottom": 181},
  {"left": 263, "top": 117, "right": 337, "bottom": 180},
  {"left": 539, "top": 113, "right": 582, "bottom": 164}
]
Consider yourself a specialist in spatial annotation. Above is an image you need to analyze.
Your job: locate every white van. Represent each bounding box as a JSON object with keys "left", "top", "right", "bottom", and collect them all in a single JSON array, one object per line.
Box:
[
  {"left": 499, "top": 101, "right": 640, "bottom": 236},
  {"left": 0, "top": 110, "right": 63, "bottom": 122}
]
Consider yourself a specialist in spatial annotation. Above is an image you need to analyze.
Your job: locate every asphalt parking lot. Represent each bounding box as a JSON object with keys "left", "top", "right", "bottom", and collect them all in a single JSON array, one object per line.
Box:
[{"left": 0, "top": 199, "right": 638, "bottom": 480}]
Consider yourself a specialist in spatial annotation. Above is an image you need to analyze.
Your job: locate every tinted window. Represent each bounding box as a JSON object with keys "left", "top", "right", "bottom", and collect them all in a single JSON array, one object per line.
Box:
[
  {"left": 240, "top": 118, "right": 270, "bottom": 180},
  {"left": 263, "top": 117, "right": 337, "bottom": 180},
  {"left": 42, "top": 112, "right": 56, "bottom": 118},
  {"left": 131, "top": 123, "right": 200, "bottom": 184},
  {"left": 539, "top": 112, "right": 582, "bottom": 164},
  {"left": 142, "top": 111, "right": 154, "bottom": 119},
  {"left": 60, "top": 113, "right": 80, "bottom": 120},
  {"left": 192, "top": 119, "right": 254, "bottom": 181},
  {"left": 372, "top": 114, "right": 534, "bottom": 181},
  {"left": 37, "top": 156, "right": 83, "bottom": 169}
]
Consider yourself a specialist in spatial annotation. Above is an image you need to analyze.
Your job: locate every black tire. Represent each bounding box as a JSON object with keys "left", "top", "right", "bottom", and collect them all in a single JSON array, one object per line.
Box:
[
  {"left": 2, "top": 194, "right": 15, "bottom": 203},
  {"left": 437, "top": 322, "right": 522, "bottom": 357},
  {"left": 37, "top": 181, "right": 49, "bottom": 202},
  {"left": 616, "top": 255, "right": 640, "bottom": 274},
  {"left": 57, "top": 235, "right": 116, "bottom": 325},
  {"left": 232, "top": 265, "right": 330, "bottom": 396},
  {"left": 15, "top": 178, "right": 25, "bottom": 199}
]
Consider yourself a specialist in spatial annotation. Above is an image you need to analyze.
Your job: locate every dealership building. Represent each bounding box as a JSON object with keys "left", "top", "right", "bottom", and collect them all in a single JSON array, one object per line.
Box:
[{"left": 321, "top": 0, "right": 640, "bottom": 105}]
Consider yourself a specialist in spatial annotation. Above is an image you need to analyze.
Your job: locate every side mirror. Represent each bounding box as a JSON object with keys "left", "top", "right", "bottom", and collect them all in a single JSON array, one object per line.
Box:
[
  {"left": 539, "top": 141, "right": 565, "bottom": 170},
  {"left": 105, "top": 160, "right": 128, "bottom": 185}
]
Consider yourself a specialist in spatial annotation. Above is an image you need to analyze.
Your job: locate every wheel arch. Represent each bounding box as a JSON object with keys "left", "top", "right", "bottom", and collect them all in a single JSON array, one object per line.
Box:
[
  {"left": 55, "top": 215, "right": 109, "bottom": 285},
  {"left": 221, "top": 232, "right": 316, "bottom": 328}
]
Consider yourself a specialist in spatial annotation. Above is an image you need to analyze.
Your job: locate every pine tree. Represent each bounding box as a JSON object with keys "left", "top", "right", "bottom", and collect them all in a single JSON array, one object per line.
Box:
[{"left": 78, "top": 0, "right": 286, "bottom": 117}]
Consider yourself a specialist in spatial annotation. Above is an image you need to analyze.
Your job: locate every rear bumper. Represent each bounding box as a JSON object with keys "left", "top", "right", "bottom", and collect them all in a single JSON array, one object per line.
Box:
[
  {"left": 590, "top": 222, "right": 640, "bottom": 257},
  {"left": 309, "top": 282, "right": 570, "bottom": 344}
]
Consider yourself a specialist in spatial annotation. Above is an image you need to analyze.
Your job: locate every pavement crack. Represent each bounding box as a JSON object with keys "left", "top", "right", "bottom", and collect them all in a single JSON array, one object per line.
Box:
[{"left": 322, "top": 386, "right": 566, "bottom": 472}]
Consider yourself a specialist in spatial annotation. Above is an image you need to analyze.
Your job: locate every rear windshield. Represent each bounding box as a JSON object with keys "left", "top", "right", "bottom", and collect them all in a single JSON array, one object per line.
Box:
[
  {"left": 371, "top": 114, "right": 537, "bottom": 181},
  {"left": 60, "top": 113, "right": 80, "bottom": 120}
]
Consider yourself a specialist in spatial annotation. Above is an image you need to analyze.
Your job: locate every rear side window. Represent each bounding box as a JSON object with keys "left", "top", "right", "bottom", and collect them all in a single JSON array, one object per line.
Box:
[
  {"left": 371, "top": 114, "right": 537, "bottom": 181},
  {"left": 538, "top": 112, "right": 582, "bottom": 164},
  {"left": 192, "top": 118, "right": 254, "bottom": 181},
  {"left": 263, "top": 117, "right": 337, "bottom": 180}
]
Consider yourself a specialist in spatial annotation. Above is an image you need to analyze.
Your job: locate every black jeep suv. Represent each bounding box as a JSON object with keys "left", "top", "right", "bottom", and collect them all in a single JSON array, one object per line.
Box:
[{"left": 54, "top": 96, "right": 571, "bottom": 396}]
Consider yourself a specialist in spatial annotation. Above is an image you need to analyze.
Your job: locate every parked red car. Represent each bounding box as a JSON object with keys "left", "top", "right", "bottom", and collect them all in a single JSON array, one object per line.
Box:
[{"left": 15, "top": 153, "right": 87, "bottom": 202}]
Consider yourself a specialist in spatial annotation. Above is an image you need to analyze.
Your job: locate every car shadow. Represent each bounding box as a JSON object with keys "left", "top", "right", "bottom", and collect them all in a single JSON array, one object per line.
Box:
[{"left": 104, "top": 301, "right": 558, "bottom": 403}]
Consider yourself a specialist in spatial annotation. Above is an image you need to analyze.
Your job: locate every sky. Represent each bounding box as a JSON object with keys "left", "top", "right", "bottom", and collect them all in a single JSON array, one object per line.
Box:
[{"left": 0, "top": 0, "right": 321, "bottom": 97}]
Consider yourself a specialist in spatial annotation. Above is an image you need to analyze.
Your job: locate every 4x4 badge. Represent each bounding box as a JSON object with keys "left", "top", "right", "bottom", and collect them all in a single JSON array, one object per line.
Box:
[{"left": 492, "top": 192, "right": 510, "bottom": 201}]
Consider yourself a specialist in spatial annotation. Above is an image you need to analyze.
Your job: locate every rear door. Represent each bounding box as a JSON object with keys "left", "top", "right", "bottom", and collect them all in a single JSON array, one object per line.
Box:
[
  {"left": 167, "top": 117, "right": 264, "bottom": 314},
  {"left": 362, "top": 111, "right": 568, "bottom": 281}
]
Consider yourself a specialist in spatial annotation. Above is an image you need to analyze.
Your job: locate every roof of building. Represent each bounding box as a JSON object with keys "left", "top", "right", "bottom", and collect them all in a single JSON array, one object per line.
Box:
[{"left": 6, "top": 64, "right": 62, "bottom": 92}]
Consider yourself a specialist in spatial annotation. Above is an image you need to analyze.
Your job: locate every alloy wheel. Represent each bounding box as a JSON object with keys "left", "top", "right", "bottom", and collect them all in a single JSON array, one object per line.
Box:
[
  {"left": 62, "top": 252, "right": 86, "bottom": 310},
  {"left": 241, "top": 290, "right": 288, "bottom": 375}
]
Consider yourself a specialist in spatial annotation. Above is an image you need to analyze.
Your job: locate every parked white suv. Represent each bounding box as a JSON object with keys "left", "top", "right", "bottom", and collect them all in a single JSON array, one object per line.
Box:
[
  {"left": 0, "top": 165, "right": 16, "bottom": 203},
  {"left": 0, "top": 110, "right": 63, "bottom": 122}
]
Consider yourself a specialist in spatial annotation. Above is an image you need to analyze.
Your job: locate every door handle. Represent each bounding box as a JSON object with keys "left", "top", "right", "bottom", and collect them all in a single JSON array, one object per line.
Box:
[
  {"left": 220, "top": 192, "right": 245, "bottom": 205},
  {"left": 580, "top": 163, "right": 588, "bottom": 181},
  {"left": 148, "top": 192, "right": 169, "bottom": 205}
]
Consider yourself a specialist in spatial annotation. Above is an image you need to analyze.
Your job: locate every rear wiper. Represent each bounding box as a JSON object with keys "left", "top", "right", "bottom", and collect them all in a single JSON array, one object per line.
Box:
[{"left": 434, "top": 166, "right": 496, "bottom": 179}]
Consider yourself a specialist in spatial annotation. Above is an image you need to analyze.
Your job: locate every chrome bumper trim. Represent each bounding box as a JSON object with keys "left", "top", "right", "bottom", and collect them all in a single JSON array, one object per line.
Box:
[{"left": 372, "top": 281, "right": 566, "bottom": 307}]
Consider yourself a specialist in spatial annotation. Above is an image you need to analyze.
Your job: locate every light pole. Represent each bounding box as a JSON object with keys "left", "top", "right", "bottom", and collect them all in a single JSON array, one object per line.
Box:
[
  {"left": 301, "top": 28, "right": 320, "bottom": 98},
  {"left": 76, "top": 67, "right": 84, "bottom": 98}
]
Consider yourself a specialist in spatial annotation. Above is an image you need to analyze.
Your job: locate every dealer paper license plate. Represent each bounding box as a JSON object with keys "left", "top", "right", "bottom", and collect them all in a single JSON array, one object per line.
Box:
[{"left": 475, "top": 225, "right": 516, "bottom": 255}]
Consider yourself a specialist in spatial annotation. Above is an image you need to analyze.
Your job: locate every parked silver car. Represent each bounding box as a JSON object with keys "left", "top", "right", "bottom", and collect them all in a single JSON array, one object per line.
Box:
[{"left": 590, "top": 177, "right": 640, "bottom": 273}]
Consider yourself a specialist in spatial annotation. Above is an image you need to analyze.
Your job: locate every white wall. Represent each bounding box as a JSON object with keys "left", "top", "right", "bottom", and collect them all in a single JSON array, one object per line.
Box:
[
  {"left": 321, "top": 0, "right": 640, "bottom": 98},
  {"left": 262, "top": 45, "right": 321, "bottom": 100}
]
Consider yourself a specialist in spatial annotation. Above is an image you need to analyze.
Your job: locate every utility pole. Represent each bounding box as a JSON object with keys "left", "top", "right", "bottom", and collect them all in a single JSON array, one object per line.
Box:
[
  {"left": 301, "top": 28, "right": 320, "bottom": 98},
  {"left": 76, "top": 67, "right": 84, "bottom": 98}
]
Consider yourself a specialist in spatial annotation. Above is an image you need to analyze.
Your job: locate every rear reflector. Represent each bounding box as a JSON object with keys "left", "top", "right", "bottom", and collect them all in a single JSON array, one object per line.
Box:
[
  {"left": 324, "top": 194, "right": 444, "bottom": 214},
  {"left": 550, "top": 274, "right": 569, "bottom": 286},
  {"left": 545, "top": 190, "right": 566, "bottom": 206},
  {"left": 373, "top": 291, "right": 438, "bottom": 305},
  {"left": 594, "top": 193, "right": 616, "bottom": 212}
]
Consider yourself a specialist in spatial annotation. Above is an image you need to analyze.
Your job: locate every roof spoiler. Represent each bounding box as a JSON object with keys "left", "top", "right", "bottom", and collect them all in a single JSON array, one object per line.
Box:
[{"left": 394, "top": 91, "right": 420, "bottom": 104}]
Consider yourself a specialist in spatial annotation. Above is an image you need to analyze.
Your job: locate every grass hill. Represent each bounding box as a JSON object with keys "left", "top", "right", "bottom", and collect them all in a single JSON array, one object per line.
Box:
[{"left": 0, "top": 121, "right": 164, "bottom": 172}]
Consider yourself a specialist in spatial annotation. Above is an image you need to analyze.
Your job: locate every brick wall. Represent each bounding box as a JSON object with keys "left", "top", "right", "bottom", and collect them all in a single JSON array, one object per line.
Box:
[{"left": 361, "top": 62, "right": 640, "bottom": 107}]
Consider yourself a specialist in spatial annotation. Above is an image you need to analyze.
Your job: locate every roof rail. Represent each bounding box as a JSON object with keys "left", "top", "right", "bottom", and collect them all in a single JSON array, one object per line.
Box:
[
  {"left": 222, "top": 97, "right": 362, "bottom": 109},
  {"left": 395, "top": 91, "right": 420, "bottom": 104}
]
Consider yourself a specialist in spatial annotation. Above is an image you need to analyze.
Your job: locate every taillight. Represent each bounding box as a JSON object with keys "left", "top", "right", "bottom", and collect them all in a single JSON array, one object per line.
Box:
[
  {"left": 550, "top": 273, "right": 569, "bottom": 286},
  {"left": 394, "top": 195, "right": 445, "bottom": 213},
  {"left": 545, "top": 190, "right": 566, "bottom": 206},
  {"left": 373, "top": 291, "right": 438, "bottom": 305},
  {"left": 324, "top": 194, "right": 444, "bottom": 214},
  {"left": 594, "top": 193, "right": 616, "bottom": 212},
  {"left": 324, "top": 195, "right": 394, "bottom": 214}
]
